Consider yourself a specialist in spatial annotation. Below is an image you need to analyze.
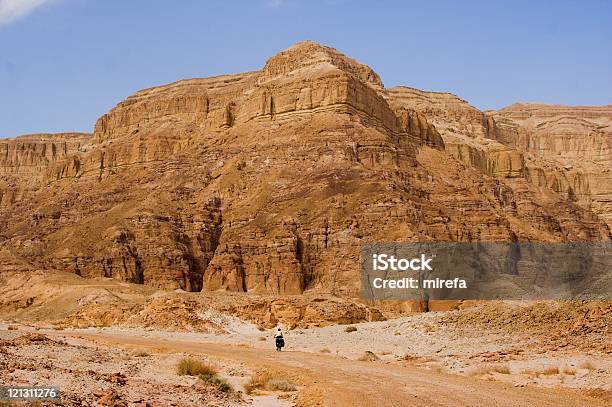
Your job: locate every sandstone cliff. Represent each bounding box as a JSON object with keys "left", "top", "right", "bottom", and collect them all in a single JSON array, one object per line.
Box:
[
  {"left": 0, "top": 133, "right": 90, "bottom": 207},
  {"left": 385, "top": 88, "right": 612, "bottom": 229},
  {"left": 0, "top": 42, "right": 609, "bottom": 297},
  {"left": 490, "top": 104, "right": 612, "bottom": 227}
]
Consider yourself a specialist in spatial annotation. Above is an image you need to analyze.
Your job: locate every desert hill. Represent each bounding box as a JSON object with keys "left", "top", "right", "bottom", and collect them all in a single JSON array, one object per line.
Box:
[{"left": 0, "top": 41, "right": 610, "bottom": 297}]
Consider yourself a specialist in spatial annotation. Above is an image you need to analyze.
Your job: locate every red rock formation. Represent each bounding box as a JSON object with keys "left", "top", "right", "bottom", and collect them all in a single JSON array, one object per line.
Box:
[
  {"left": 386, "top": 88, "right": 612, "bottom": 229},
  {"left": 491, "top": 104, "right": 612, "bottom": 227},
  {"left": 0, "top": 133, "right": 90, "bottom": 207},
  {"left": 0, "top": 42, "right": 609, "bottom": 296}
]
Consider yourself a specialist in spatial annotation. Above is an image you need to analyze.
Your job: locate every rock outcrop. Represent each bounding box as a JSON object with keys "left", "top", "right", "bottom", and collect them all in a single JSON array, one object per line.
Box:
[
  {"left": 490, "top": 104, "right": 612, "bottom": 227},
  {"left": 0, "top": 133, "right": 90, "bottom": 207},
  {"left": 385, "top": 87, "right": 525, "bottom": 178},
  {"left": 386, "top": 88, "right": 612, "bottom": 228},
  {"left": 0, "top": 41, "right": 609, "bottom": 297}
]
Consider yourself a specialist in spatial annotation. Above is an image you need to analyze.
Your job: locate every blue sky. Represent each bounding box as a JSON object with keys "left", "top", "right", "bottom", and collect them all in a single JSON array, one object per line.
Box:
[{"left": 1, "top": 0, "right": 610, "bottom": 137}]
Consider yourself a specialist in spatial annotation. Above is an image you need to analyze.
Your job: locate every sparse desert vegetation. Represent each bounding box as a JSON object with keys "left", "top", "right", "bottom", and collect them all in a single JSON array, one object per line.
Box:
[
  {"left": 579, "top": 361, "right": 596, "bottom": 370},
  {"left": 562, "top": 366, "right": 576, "bottom": 375},
  {"left": 177, "top": 358, "right": 217, "bottom": 377},
  {"left": 492, "top": 365, "right": 511, "bottom": 374},
  {"left": 245, "top": 371, "right": 297, "bottom": 394},
  {"left": 468, "top": 364, "right": 511, "bottom": 376},
  {"left": 199, "top": 373, "right": 233, "bottom": 393},
  {"left": 358, "top": 351, "right": 379, "bottom": 362},
  {"left": 541, "top": 366, "right": 560, "bottom": 376},
  {"left": 177, "top": 358, "right": 233, "bottom": 392}
]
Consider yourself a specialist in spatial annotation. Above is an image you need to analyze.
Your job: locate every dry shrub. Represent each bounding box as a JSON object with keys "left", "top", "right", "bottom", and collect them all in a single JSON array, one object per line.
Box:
[
  {"left": 579, "top": 361, "right": 596, "bottom": 370},
  {"left": 267, "top": 378, "right": 297, "bottom": 392},
  {"left": 541, "top": 366, "right": 559, "bottom": 376},
  {"left": 199, "top": 373, "right": 232, "bottom": 393},
  {"left": 357, "top": 351, "right": 379, "bottom": 362},
  {"left": 245, "top": 371, "right": 297, "bottom": 394},
  {"left": 467, "top": 365, "right": 492, "bottom": 377},
  {"left": 344, "top": 326, "right": 357, "bottom": 333},
  {"left": 177, "top": 358, "right": 217, "bottom": 377},
  {"left": 492, "top": 365, "right": 511, "bottom": 374},
  {"left": 562, "top": 366, "right": 576, "bottom": 375},
  {"left": 467, "top": 364, "right": 509, "bottom": 376}
]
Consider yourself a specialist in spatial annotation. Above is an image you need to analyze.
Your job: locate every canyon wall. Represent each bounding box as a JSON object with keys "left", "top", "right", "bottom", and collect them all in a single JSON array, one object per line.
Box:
[
  {"left": 0, "top": 41, "right": 609, "bottom": 296},
  {"left": 491, "top": 104, "right": 612, "bottom": 227},
  {"left": 385, "top": 87, "right": 612, "bottom": 228},
  {"left": 0, "top": 133, "right": 90, "bottom": 207}
]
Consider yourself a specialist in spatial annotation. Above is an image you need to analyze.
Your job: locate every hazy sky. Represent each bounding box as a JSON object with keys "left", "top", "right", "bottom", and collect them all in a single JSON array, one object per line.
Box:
[{"left": 1, "top": 0, "right": 611, "bottom": 137}]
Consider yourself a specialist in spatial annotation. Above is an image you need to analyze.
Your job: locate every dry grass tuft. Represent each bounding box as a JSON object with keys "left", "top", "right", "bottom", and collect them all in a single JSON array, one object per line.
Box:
[
  {"left": 245, "top": 371, "right": 297, "bottom": 394},
  {"left": 357, "top": 351, "right": 379, "bottom": 362},
  {"left": 199, "top": 373, "right": 233, "bottom": 393},
  {"left": 562, "top": 366, "right": 576, "bottom": 375},
  {"left": 177, "top": 358, "right": 217, "bottom": 377},
  {"left": 579, "top": 361, "right": 596, "bottom": 370},
  {"left": 492, "top": 365, "right": 511, "bottom": 374},
  {"left": 267, "top": 378, "right": 297, "bottom": 392},
  {"left": 541, "top": 366, "right": 559, "bottom": 376},
  {"left": 176, "top": 358, "right": 232, "bottom": 392},
  {"left": 468, "top": 364, "right": 510, "bottom": 376},
  {"left": 467, "top": 365, "right": 491, "bottom": 377}
]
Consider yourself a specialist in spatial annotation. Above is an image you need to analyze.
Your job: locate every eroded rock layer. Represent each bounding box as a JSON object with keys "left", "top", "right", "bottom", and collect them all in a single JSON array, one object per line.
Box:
[
  {"left": 0, "top": 41, "right": 609, "bottom": 296},
  {"left": 0, "top": 133, "right": 90, "bottom": 207},
  {"left": 386, "top": 88, "right": 612, "bottom": 228},
  {"left": 491, "top": 104, "right": 612, "bottom": 227}
]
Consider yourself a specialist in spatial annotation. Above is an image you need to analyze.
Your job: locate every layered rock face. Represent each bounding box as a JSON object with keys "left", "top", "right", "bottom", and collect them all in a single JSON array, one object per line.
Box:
[
  {"left": 491, "top": 104, "right": 612, "bottom": 227},
  {"left": 386, "top": 88, "right": 612, "bottom": 228},
  {"left": 0, "top": 41, "right": 610, "bottom": 296},
  {"left": 0, "top": 133, "right": 90, "bottom": 207},
  {"left": 385, "top": 87, "right": 525, "bottom": 178}
]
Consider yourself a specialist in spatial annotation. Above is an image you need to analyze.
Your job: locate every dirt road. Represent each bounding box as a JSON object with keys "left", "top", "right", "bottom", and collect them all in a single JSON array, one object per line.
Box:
[{"left": 63, "top": 331, "right": 605, "bottom": 407}]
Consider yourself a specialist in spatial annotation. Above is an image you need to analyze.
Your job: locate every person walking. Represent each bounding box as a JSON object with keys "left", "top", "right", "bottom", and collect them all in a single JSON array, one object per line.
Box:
[{"left": 274, "top": 327, "right": 285, "bottom": 351}]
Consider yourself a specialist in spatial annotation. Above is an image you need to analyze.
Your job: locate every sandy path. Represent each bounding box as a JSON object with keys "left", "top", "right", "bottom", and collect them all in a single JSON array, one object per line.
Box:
[{"left": 61, "top": 331, "right": 605, "bottom": 407}]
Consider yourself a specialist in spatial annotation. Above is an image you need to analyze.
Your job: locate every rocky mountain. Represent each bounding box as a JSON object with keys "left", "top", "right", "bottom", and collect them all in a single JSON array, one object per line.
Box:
[
  {"left": 387, "top": 88, "right": 612, "bottom": 228},
  {"left": 0, "top": 41, "right": 610, "bottom": 297},
  {"left": 0, "top": 133, "right": 90, "bottom": 207},
  {"left": 492, "top": 104, "right": 612, "bottom": 227}
]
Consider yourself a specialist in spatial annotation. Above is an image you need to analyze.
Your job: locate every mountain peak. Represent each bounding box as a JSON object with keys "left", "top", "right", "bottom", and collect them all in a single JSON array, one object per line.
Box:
[{"left": 262, "top": 40, "right": 384, "bottom": 89}]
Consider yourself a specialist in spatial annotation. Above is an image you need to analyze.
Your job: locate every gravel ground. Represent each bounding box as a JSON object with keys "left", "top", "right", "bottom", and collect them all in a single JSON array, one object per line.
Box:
[{"left": 0, "top": 325, "right": 291, "bottom": 406}]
